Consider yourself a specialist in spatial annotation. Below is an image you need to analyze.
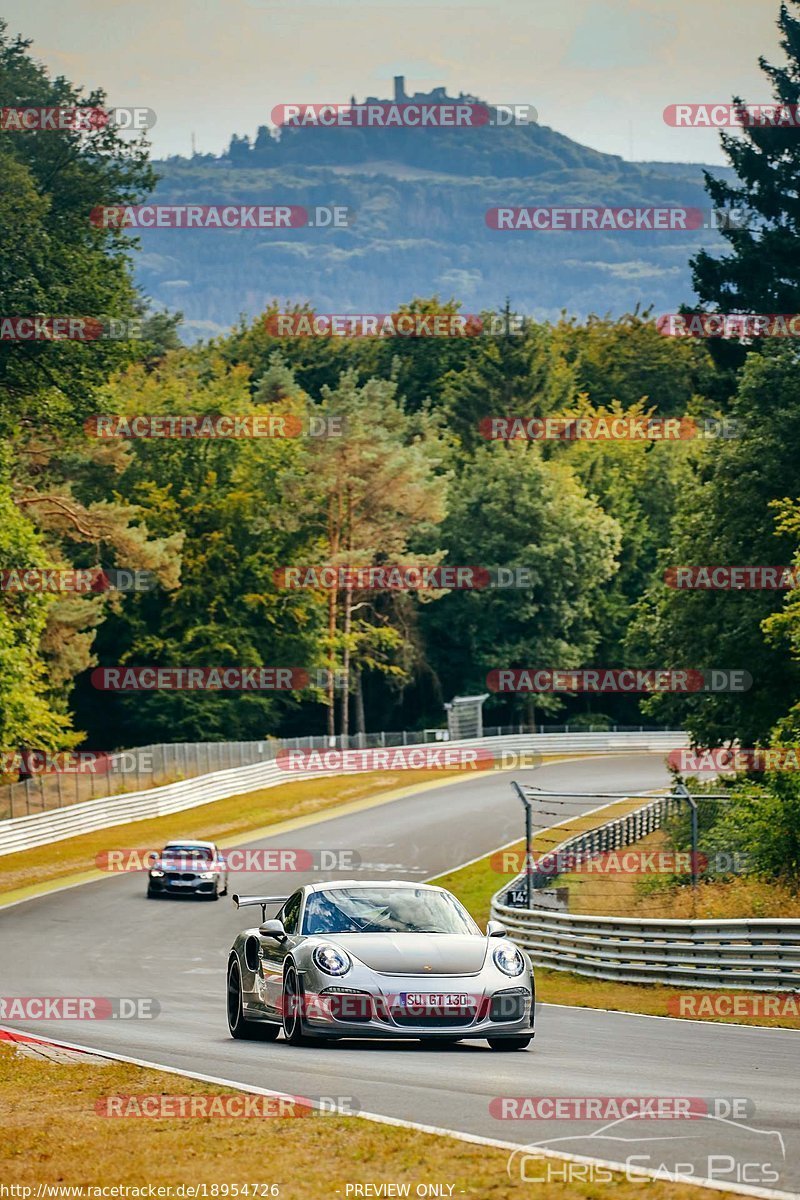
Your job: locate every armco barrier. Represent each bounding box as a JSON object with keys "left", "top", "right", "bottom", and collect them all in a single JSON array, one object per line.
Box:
[
  {"left": 491, "top": 795, "right": 800, "bottom": 991},
  {"left": 0, "top": 724, "right": 673, "bottom": 820},
  {"left": 0, "top": 731, "right": 686, "bottom": 856},
  {"left": 528, "top": 792, "right": 684, "bottom": 881}
]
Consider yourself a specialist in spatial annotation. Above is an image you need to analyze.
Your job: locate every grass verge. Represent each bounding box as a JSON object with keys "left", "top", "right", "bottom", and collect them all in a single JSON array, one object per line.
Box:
[
  {"left": 0, "top": 1042, "right": 745, "bottom": 1200},
  {"left": 430, "top": 800, "right": 800, "bottom": 1030},
  {"left": 550, "top": 827, "right": 800, "bottom": 920}
]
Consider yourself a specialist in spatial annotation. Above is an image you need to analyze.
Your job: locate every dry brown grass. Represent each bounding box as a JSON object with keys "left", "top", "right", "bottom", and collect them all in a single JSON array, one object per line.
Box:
[
  {"left": 0, "top": 1044, "right": 745, "bottom": 1200},
  {"left": 552, "top": 828, "right": 800, "bottom": 920}
]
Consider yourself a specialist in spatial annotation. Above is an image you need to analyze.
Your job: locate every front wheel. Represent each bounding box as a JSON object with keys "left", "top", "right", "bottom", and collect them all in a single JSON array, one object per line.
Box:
[
  {"left": 227, "top": 959, "right": 279, "bottom": 1041},
  {"left": 282, "top": 965, "right": 306, "bottom": 1045},
  {"left": 487, "top": 1036, "right": 531, "bottom": 1051}
]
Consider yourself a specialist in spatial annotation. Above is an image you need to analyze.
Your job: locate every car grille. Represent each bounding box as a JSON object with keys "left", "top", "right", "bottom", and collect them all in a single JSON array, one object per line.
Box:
[
  {"left": 490, "top": 988, "right": 530, "bottom": 1022},
  {"left": 324, "top": 993, "right": 373, "bottom": 1022},
  {"left": 165, "top": 872, "right": 197, "bottom": 882},
  {"left": 390, "top": 1005, "right": 477, "bottom": 1028}
]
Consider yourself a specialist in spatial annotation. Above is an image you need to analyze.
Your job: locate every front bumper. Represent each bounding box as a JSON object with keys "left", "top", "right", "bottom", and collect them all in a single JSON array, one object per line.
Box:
[
  {"left": 297, "top": 974, "right": 535, "bottom": 1040},
  {"left": 148, "top": 872, "right": 217, "bottom": 896}
]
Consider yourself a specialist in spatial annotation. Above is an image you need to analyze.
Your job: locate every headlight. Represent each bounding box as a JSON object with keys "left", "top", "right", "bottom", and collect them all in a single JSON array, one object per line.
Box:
[
  {"left": 198, "top": 871, "right": 216, "bottom": 880},
  {"left": 313, "top": 944, "right": 351, "bottom": 976},
  {"left": 493, "top": 944, "right": 524, "bottom": 976},
  {"left": 149, "top": 869, "right": 164, "bottom": 878}
]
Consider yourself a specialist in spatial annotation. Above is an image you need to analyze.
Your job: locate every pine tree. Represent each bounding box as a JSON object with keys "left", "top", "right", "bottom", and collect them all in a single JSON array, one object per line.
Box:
[{"left": 692, "top": 2, "right": 800, "bottom": 319}]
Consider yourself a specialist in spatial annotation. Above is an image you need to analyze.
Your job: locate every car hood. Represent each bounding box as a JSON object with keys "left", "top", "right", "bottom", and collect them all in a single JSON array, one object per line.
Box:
[{"left": 330, "top": 934, "right": 488, "bottom": 975}]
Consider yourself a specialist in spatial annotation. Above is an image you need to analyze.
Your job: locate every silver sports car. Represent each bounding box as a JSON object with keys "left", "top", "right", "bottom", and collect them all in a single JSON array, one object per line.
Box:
[{"left": 226, "top": 880, "right": 534, "bottom": 1049}]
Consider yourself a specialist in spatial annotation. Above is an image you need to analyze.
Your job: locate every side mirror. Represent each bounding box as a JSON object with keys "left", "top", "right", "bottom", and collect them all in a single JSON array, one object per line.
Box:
[
  {"left": 259, "top": 919, "right": 287, "bottom": 942},
  {"left": 486, "top": 920, "right": 507, "bottom": 938}
]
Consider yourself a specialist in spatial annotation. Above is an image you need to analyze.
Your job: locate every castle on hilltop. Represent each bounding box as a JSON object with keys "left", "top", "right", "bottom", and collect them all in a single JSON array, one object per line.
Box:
[{"left": 352, "top": 76, "right": 480, "bottom": 107}]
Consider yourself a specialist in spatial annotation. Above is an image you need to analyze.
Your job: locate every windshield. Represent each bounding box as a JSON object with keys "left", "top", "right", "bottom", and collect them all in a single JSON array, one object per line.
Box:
[
  {"left": 302, "top": 887, "right": 479, "bottom": 935},
  {"left": 161, "top": 845, "right": 214, "bottom": 862}
]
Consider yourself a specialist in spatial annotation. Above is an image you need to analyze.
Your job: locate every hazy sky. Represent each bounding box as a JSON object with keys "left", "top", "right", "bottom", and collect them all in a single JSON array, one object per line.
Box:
[{"left": 3, "top": 0, "right": 782, "bottom": 164}]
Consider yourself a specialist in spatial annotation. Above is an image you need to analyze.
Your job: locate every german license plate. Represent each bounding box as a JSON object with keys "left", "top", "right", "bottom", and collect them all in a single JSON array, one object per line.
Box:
[
  {"left": 401, "top": 993, "right": 469, "bottom": 1007},
  {"left": 171, "top": 880, "right": 194, "bottom": 886}
]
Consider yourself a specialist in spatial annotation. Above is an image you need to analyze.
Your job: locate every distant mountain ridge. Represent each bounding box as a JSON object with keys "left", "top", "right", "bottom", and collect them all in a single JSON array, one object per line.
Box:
[
  {"left": 218, "top": 74, "right": 632, "bottom": 178},
  {"left": 140, "top": 77, "right": 732, "bottom": 341}
]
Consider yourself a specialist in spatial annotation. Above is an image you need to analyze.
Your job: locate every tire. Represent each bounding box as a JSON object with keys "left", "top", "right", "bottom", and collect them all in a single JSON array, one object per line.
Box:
[
  {"left": 146, "top": 886, "right": 157, "bottom": 899},
  {"left": 207, "top": 889, "right": 219, "bottom": 901},
  {"left": 281, "top": 964, "right": 306, "bottom": 1045},
  {"left": 487, "top": 1036, "right": 531, "bottom": 1051},
  {"left": 227, "top": 959, "right": 280, "bottom": 1041}
]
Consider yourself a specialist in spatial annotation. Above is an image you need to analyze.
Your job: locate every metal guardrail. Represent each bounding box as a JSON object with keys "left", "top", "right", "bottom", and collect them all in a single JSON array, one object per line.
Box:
[
  {"left": 491, "top": 795, "right": 800, "bottom": 991},
  {"left": 0, "top": 740, "right": 273, "bottom": 821},
  {"left": 0, "top": 756, "right": 313, "bottom": 857},
  {"left": 0, "top": 731, "right": 687, "bottom": 856},
  {"left": 0, "top": 724, "right": 668, "bottom": 820},
  {"left": 530, "top": 792, "right": 685, "bottom": 879}
]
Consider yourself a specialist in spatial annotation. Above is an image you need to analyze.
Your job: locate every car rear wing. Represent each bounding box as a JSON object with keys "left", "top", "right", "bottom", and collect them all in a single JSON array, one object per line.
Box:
[{"left": 233, "top": 894, "right": 289, "bottom": 922}]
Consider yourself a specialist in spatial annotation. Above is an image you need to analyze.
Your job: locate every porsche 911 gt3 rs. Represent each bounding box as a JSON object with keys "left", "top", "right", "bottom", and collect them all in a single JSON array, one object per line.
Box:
[{"left": 226, "top": 880, "right": 534, "bottom": 1049}]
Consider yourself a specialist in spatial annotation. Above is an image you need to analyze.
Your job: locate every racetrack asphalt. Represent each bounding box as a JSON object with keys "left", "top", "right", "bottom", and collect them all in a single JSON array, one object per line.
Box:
[{"left": 1, "top": 754, "right": 798, "bottom": 1196}]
